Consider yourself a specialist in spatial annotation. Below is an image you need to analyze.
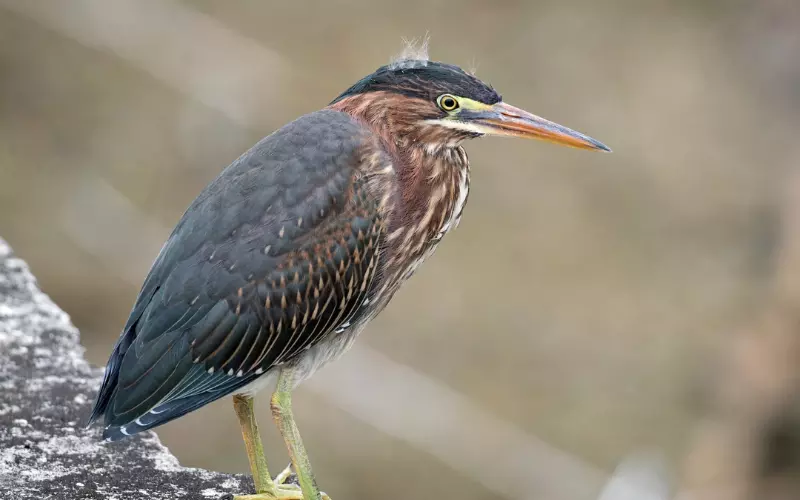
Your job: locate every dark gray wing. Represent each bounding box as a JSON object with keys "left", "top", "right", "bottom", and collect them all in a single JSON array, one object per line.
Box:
[{"left": 88, "top": 110, "right": 387, "bottom": 439}]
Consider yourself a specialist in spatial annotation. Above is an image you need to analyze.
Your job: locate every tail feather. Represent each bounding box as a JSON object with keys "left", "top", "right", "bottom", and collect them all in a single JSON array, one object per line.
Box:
[
  {"left": 86, "top": 327, "right": 136, "bottom": 427},
  {"left": 101, "top": 369, "right": 256, "bottom": 441},
  {"left": 87, "top": 286, "right": 161, "bottom": 427}
]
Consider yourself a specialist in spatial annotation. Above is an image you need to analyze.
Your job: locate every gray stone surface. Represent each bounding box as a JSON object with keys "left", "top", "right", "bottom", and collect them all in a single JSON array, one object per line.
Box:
[{"left": 0, "top": 238, "right": 252, "bottom": 500}]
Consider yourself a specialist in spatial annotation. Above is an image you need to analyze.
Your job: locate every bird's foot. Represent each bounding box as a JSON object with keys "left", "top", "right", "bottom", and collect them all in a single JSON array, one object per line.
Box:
[{"left": 234, "top": 464, "right": 331, "bottom": 500}]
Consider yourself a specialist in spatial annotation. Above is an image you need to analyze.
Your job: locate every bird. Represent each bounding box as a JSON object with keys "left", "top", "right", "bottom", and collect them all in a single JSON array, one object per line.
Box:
[{"left": 87, "top": 46, "right": 610, "bottom": 500}]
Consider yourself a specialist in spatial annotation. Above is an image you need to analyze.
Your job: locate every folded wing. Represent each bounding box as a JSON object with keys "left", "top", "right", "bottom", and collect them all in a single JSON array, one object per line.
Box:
[{"left": 88, "top": 110, "right": 387, "bottom": 439}]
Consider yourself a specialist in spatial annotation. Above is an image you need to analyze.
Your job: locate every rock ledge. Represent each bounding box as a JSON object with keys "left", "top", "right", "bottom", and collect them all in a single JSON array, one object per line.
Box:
[{"left": 0, "top": 238, "right": 251, "bottom": 500}]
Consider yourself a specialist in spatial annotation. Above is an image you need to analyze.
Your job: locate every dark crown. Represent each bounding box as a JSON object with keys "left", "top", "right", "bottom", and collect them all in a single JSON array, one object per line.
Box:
[{"left": 331, "top": 60, "right": 502, "bottom": 105}]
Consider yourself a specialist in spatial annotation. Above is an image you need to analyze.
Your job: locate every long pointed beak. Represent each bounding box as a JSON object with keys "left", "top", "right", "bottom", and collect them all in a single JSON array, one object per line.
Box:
[{"left": 474, "top": 101, "right": 611, "bottom": 152}]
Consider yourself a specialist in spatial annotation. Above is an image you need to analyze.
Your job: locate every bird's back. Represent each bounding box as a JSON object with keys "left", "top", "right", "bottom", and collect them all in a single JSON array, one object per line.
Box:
[{"left": 88, "top": 110, "right": 393, "bottom": 439}]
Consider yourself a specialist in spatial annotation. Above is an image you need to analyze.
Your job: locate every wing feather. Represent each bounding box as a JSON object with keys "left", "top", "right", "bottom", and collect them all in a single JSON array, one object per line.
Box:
[{"left": 91, "top": 110, "right": 389, "bottom": 438}]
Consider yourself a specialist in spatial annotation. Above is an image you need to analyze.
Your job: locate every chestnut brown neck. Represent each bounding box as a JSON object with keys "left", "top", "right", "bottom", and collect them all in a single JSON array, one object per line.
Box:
[
  {"left": 327, "top": 91, "right": 468, "bottom": 204},
  {"left": 328, "top": 92, "right": 471, "bottom": 307},
  {"left": 328, "top": 92, "right": 439, "bottom": 148}
]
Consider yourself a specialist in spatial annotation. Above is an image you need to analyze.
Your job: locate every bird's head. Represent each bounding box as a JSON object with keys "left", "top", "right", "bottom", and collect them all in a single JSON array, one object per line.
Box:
[{"left": 330, "top": 56, "right": 610, "bottom": 152}]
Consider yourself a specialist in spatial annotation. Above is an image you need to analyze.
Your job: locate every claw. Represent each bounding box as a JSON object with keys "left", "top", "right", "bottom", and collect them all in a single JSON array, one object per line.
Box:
[
  {"left": 234, "top": 464, "right": 330, "bottom": 500},
  {"left": 274, "top": 463, "right": 295, "bottom": 486},
  {"left": 234, "top": 488, "right": 300, "bottom": 500},
  {"left": 234, "top": 486, "right": 330, "bottom": 500}
]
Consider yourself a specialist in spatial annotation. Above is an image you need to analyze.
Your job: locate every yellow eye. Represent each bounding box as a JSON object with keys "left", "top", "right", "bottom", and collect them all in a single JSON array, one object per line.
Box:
[{"left": 437, "top": 94, "right": 459, "bottom": 111}]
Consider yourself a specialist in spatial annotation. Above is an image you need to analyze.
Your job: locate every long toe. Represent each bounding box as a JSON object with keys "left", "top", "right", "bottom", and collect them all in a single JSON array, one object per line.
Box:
[
  {"left": 270, "top": 464, "right": 332, "bottom": 499},
  {"left": 235, "top": 463, "right": 333, "bottom": 500},
  {"left": 274, "top": 463, "right": 296, "bottom": 486},
  {"left": 234, "top": 485, "right": 329, "bottom": 500}
]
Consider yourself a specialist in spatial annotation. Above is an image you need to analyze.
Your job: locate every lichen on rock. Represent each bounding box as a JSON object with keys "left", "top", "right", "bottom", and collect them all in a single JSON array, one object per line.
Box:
[{"left": 0, "top": 238, "right": 251, "bottom": 499}]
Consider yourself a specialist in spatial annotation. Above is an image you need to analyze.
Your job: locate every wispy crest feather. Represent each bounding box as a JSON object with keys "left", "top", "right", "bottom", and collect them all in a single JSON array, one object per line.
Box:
[
  {"left": 389, "top": 34, "right": 431, "bottom": 70},
  {"left": 467, "top": 57, "right": 479, "bottom": 76}
]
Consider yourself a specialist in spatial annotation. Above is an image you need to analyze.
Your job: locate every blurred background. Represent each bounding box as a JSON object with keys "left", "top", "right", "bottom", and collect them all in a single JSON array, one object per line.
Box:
[{"left": 2, "top": 1, "right": 800, "bottom": 499}]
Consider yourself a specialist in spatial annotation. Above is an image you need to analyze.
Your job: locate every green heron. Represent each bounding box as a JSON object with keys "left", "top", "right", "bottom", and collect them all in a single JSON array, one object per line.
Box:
[{"left": 88, "top": 51, "right": 609, "bottom": 500}]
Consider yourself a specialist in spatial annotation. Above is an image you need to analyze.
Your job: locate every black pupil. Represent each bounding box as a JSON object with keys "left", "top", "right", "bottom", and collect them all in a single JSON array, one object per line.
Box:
[{"left": 443, "top": 98, "right": 456, "bottom": 109}]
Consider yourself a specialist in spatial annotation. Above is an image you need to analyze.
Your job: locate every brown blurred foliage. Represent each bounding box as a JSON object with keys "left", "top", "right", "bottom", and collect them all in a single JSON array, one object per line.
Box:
[{"left": 2, "top": 1, "right": 800, "bottom": 499}]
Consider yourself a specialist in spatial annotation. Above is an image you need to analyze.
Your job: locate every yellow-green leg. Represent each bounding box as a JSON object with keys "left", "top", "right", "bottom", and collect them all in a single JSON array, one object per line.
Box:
[
  {"left": 232, "top": 394, "right": 308, "bottom": 500},
  {"left": 270, "top": 368, "right": 331, "bottom": 500},
  {"left": 233, "top": 394, "right": 275, "bottom": 495}
]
